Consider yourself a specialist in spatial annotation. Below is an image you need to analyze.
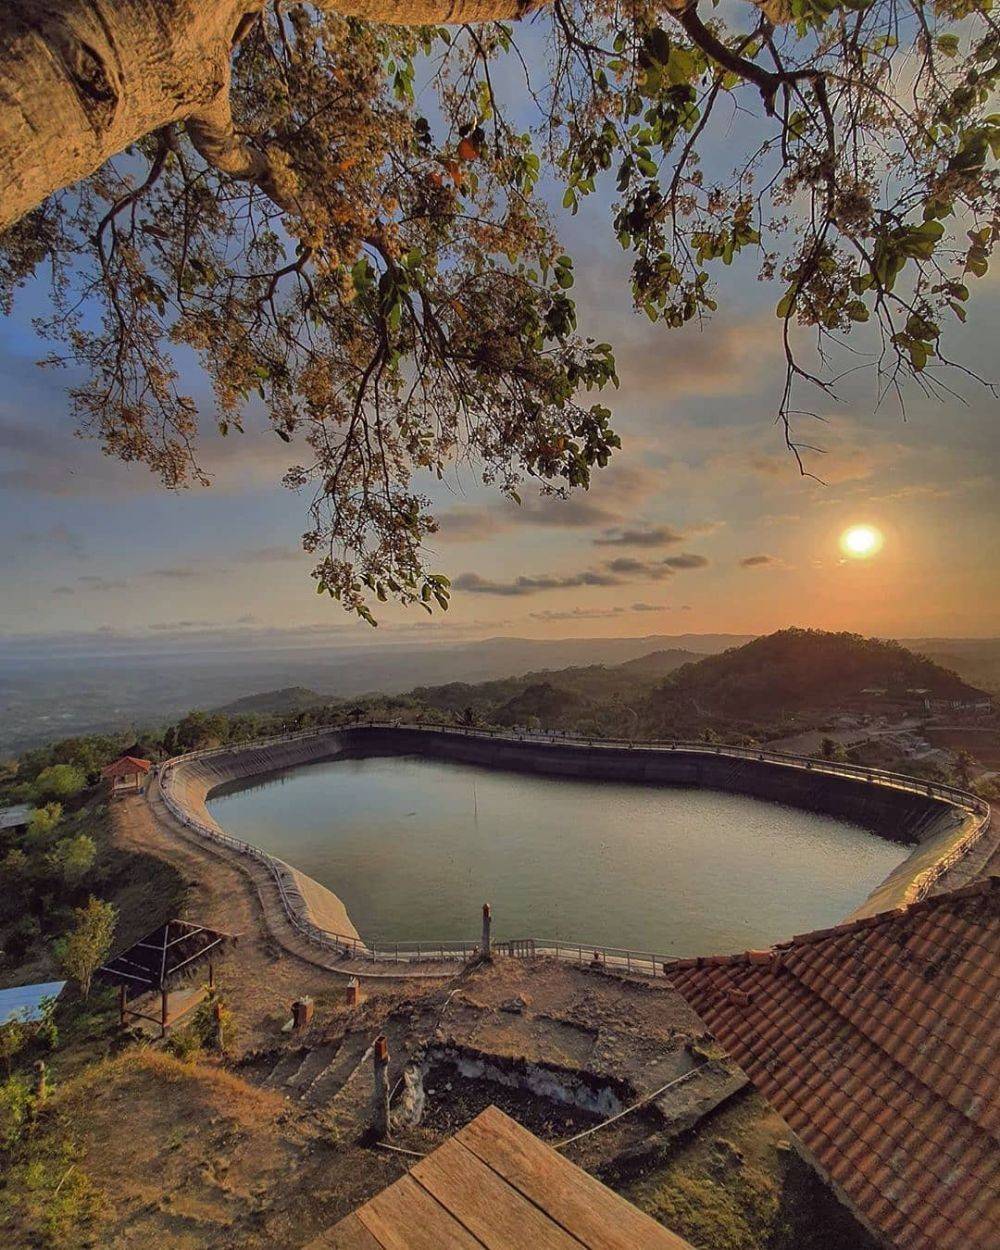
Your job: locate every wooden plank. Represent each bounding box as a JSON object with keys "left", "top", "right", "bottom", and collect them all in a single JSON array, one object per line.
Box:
[
  {"left": 356, "top": 1175, "right": 484, "bottom": 1250},
  {"left": 303, "top": 1212, "right": 384, "bottom": 1250},
  {"left": 456, "top": 1107, "right": 691, "bottom": 1250},
  {"left": 410, "top": 1136, "right": 585, "bottom": 1250}
]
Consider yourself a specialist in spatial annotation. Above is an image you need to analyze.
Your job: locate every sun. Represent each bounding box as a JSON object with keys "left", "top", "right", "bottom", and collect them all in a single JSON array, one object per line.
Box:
[{"left": 840, "top": 524, "right": 884, "bottom": 558}]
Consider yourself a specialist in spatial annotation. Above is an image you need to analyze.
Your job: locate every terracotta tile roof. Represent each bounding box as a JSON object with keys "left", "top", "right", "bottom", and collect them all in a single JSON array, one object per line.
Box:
[
  {"left": 665, "top": 876, "right": 1000, "bottom": 1250},
  {"left": 100, "top": 756, "right": 152, "bottom": 779}
]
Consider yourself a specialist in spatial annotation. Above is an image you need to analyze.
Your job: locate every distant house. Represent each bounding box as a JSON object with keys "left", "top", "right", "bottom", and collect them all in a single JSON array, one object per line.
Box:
[
  {"left": 100, "top": 756, "right": 152, "bottom": 797},
  {"left": 0, "top": 804, "right": 32, "bottom": 834},
  {"left": 928, "top": 695, "right": 993, "bottom": 715},
  {"left": 0, "top": 980, "right": 66, "bottom": 1026}
]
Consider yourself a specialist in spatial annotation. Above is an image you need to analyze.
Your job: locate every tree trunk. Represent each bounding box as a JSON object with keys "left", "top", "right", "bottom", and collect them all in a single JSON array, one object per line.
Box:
[{"left": 0, "top": 0, "right": 548, "bottom": 232}]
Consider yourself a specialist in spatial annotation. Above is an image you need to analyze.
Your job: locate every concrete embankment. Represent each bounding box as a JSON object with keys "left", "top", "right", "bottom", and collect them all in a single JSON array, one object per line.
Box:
[
  {"left": 165, "top": 734, "right": 362, "bottom": 943},
  {"left": 164, "top": 725, "right": 987, "bottom": 945}
]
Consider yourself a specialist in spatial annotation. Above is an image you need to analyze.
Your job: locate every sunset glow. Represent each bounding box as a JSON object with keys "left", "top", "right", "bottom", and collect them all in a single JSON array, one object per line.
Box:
[{"left": 840, "top": 524, "right": 884, "bottom": 559}]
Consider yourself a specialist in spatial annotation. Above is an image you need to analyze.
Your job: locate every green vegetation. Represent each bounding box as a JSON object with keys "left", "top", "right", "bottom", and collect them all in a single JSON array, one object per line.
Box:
[
  {"left": 628, "top": 1092, "right": 879, "bottom": 1250},
  {"left": 642, "top": 629, "right": 985, "bottom": 735},
  {"left": 30, "top": 765, "right": 86, "bottom": 803},
  {"left": 54, "top": 898, "right": 117, "bottom": 1000}
]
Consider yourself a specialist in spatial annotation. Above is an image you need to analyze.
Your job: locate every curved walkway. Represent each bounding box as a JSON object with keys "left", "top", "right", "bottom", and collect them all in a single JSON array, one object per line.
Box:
[
  {"left": 146, "top": 772, "right": 460, "bottom": 981},
  {"left": 153, "top": 723, "right": 992, "bottom": 977}
]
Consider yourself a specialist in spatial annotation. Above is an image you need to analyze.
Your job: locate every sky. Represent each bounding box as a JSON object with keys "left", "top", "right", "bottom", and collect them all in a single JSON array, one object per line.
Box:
[{"left": 1, "top": 25, "right": 998, "bottom": 648}]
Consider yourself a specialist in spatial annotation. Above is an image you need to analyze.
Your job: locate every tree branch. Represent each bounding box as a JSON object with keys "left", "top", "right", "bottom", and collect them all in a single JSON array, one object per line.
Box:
[{"left": 186, "top": 89, "right": 301, "bottom": 214}]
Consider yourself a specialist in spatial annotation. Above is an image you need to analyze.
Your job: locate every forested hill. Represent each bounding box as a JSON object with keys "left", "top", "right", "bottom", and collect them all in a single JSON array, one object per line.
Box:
[
  {"left": 643, "top": 629, "right": 986, "bottom": 725},
  {"left": 213, "top": 686, "right": 326, "bottom": 716},
  {"left": 411, "top": 648, "right": 700, "bottom": 725}
]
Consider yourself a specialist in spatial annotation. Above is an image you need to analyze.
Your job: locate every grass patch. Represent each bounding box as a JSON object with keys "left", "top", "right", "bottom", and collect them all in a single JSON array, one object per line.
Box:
[{"left": 625, "top": 1092, "right": 879, "bottom": 1250}]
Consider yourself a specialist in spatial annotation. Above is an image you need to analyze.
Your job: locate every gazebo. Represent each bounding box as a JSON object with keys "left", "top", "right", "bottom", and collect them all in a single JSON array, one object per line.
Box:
[
  {"left": 100, "top": 755, "right": 152, "bottom": 796},
  {"left": 98, "top": 919, "right": 235, "bottom": 1036}
]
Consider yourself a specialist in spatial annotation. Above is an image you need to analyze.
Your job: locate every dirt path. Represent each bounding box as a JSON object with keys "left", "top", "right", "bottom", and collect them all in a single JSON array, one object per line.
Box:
[
  {"left": 113, "top": 792, "right": 453, "bottom": 1052},
  {"left": 111, "top": 794, "right": 356, "bottom": 1051}
]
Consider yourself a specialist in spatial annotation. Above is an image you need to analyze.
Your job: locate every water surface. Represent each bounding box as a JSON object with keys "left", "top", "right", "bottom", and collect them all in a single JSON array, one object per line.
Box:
[{"left": 208, "top": 754, "right": 906, "bottom": 955}]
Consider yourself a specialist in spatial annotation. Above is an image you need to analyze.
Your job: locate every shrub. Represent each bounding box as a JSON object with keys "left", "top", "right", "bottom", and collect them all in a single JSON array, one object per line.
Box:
[
  {"left": 0, "top": 1017, "right": 27, "bottom": 1076},
  {"left": 191, "top": 993, "right": 235, "bottom": 1053},
  {"left": 1, "top": 914, "right": 41, "bottom": 961},
  {"left": 48, "top": 833, "right": 96, "bottom": 886},
  {"left": 32, "top": 766, "right": 86, "bottom": 803},
  {"left": 54, "top": 897, "right": 117, "bottom": 999},
  {"left": 0, "top": 1075, "right": 32, "bottom": 1152},
  {"left": 165, "top": 1027, "right": 202, "bottom": 1062},
  {"left": 25, "top": 802, "right": 63, "bottom": 846}
]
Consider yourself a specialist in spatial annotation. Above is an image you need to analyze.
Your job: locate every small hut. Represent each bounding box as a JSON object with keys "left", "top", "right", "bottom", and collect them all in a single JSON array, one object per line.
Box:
[
  {"left": 100, "top": 755, "right": 152, "bottom": 797},
  {"left": 98, "top": 919, "right": 235, "bottom": 1036}
]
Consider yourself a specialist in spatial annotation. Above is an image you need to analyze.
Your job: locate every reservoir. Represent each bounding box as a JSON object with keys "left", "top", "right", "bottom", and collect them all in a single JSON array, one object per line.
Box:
[{"left": 207, "top": 753, "right": 907, "bottom": 956}]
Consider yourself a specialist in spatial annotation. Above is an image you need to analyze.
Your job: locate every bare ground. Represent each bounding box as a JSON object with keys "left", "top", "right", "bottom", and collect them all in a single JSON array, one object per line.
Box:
[{"left": 111, "top": 794, "right": 449, "bottom": 1052}]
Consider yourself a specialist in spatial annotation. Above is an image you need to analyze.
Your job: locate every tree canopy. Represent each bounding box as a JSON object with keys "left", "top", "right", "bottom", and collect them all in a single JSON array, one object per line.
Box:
[{"left": 1, "top": 0, "right": 997, "bottom": 621}]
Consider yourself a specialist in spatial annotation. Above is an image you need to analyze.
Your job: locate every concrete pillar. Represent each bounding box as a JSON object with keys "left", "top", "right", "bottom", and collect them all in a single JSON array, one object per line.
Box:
[
  {"left": 345, "top": 977, "right": 361, "bottom": 1008},
  {"left": 292, "top": 997, "right": 314, "bottom": 1030},
  {"left": 372, "top": 1035, "right": 390, "bottom": 1139},
  {"left": 481, "top": 902, "right": 492, "bottom": 958}
]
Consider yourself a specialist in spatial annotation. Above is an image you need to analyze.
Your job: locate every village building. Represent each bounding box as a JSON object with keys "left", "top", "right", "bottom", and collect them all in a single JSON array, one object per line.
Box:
[
  {"left": 666, "top": 875, "right": 1000, "bottom": 1250},
  {"left": 0, "top": 803, "right": 33, "bottom": 835},
  {"left": 0, "top": 979, "right": 66, "bottom": 1027},
  {"left": 100, "top": 755, "right": 152, "bottom": 797}
]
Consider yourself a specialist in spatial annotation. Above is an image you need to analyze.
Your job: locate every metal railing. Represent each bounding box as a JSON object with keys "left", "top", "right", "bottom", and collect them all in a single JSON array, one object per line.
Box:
[{"left": 157, "top": 721, "right": 992, "bottom": 969}]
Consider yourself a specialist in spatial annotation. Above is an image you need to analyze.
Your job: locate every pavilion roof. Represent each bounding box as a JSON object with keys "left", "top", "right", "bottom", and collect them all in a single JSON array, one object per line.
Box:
[
  {"left": 665, "top": 876, "right": 1000, "bottom": 1250},
  {"left": 101, "top": 756, "right": 152, "bottom": 779},
  {"left": 98, "top": 920, "right": 234, "bottom": 991}
]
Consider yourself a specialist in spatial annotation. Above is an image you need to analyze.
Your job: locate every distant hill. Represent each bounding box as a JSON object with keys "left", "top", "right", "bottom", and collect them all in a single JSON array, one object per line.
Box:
[
  {"left": 906, "top": 638, "right": 1000, "bottom": 695},
  {"left": 213, "top": 686, "right": 329, "bottom": 716},
  {"left": 412, "top": 648, "right": 700, "bottom": 727},
  {"left": 643, "top": 629, "right": 986, "bottom": 727}
]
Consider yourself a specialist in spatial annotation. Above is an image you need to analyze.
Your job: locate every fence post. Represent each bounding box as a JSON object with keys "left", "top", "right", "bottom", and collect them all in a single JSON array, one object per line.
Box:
[
  {"left": 481, "top": 902, "right": 492, "bottom": 958},
  {"left": 372, "top": 1035, "right": 390, "bottom": 1139}
]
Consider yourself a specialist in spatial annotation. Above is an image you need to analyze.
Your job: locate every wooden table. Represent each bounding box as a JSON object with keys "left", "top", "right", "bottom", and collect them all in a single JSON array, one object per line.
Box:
[{"left": 308, "top": 1105, "right": 692, "bottom": 1249}]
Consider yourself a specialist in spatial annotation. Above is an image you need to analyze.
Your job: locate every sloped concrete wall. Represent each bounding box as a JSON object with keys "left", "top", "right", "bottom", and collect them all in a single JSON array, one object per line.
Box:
[{"left": 166, "top": 725, "right": 984, "bottom": 934}]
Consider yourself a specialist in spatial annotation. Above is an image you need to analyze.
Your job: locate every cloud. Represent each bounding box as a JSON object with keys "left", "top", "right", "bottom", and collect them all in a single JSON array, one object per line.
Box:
[
  {"left": 529, "top": 606, "right": 627, "bottom": 621},
  {"left": 147, "top": 565, "right": 203, "bottom": 580},
  {"left": 594, "top": 525, "right": 685, "bottom": 548},
  {"left": 235, "top": 545, "right": 302, "bottom": 564},
  {"left": 740, "top": 554, "right": 775, "bottom": 567},
  {"left": 52, "top": 574, "right": 131, "bottom": 595},
  {"left": 147, "top": 620, "right": 219, "bottom": 631},
  {"left": 434, "top": 508, "right": 504, "bottom": 543},
  {"left": 604, "top": 556, "right": 671, "bottom": 577},
  {"left": 610, "top": 314, "right": 781, "bottom": 401},
  {"left": 435, "top": 492, "right": 622, "bottom": 545},
  {"left": 434, "top": 462, "right": 663, "bottom": 543},
  {"left": 662, "top": 553, "right": 710, "bottom": 570},
  {"left": 453, "top": 569, "right": 624, "bottom": 596},
  {"left": 19, "top": 523, "right": 85, "bottom": 558}
]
